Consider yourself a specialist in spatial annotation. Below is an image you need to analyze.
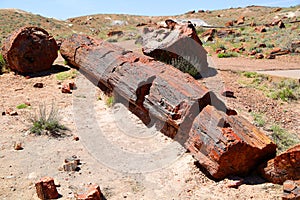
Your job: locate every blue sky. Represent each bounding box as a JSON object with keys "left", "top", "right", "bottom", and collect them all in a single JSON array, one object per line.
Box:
[{"left": 0, "top": 0, "right": 299, "bottom": 20}]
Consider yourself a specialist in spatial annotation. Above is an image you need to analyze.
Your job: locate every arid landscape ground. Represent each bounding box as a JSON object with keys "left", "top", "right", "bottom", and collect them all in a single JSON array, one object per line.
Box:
[{"left": 0, "top": 5, "right": 299, "bottom": 200}]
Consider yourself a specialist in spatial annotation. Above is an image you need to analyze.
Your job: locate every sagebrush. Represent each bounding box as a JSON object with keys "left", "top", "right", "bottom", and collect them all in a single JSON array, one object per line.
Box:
[{"left": 28, "top": 103, "right": 67, "bottom": 137}]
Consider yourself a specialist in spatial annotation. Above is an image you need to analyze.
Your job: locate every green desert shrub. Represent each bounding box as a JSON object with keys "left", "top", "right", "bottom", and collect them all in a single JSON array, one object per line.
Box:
[
  {"left": 16, "top": 103, "right": 29, "bottom": 109},
  {"left": 217, "top": 52, "right": 238, "bottom": 58},
  {"left": 270, "top": 124, "right": 300, "bottom": 153},
  {"left": 105, "top": 96, "right": 114, "bottom": 107},
  {"left": 56, "top": 69, "right": 77, "bottom": 80},
  {"left": 251, "top": 112, "right": 266, "bottom": 127},
  {"left": 268, "top": 79, "right": 299, "bottom": 101},
  {"left": 28, "top": 103, "right": 67, "bottom": 137},
  {"left": 0, "top": 53, "right": 8, "bottom": 74}
]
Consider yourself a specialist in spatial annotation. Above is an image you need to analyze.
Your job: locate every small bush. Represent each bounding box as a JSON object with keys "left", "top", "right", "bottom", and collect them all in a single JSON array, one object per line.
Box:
[
  {"left": 268, "top": 88, "right": 296, "bottom": 101},
  {"left": 196, "top": 27, "right": 205, "bottom": 35},
  {"left": 107, "top": 38, "right": 118, "bottom": 43},
  {"left": 268, "top": 80, "right": 299, "bottom": 101},
  {"left": 16, "top": 103, "right": 29, "bottom": 109},
  {"left": 106, "top": 96, "right": 114, "bottom": 107},
  {"left": 28, "top": 103, "right": 67, "bottom": 137},
  {"left": 217, "top": 52, "right": 238, "bottom": 58},
  {"left": 210, "top": 40, "right": 227, "bottom": 52},
  {"left": 242, "top": 71, "right": 258, "bottom": 78},
  {"left": 270, "top": 124, "right": 300, "bottom": 153},
  {"left": 0, "top": 53, "right": 7, "bottom": 74},
  {"left": 251, "top": 112, "right": 265, "bottom": 127},
  {"left": 56, "top": 69, "right": 77, "bottom": 81}
]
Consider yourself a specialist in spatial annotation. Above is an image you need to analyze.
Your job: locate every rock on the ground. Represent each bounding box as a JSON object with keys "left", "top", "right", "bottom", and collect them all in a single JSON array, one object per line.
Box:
[
  {"left": 13, "top": 142, "right": 23, "bottom": 150},
  {"left": 221, "top": 90, "right": 235, "bottom": 98},
  {"left": 63, "top": 155, "right": 80, "bottom": 171},
  {"left": 1, "top": 26, "right": 58, "bottom": 73},
  {"left": 255, "top": 26, "right": 267, "bottom": 33},
  {"left": 265, "top": 54, "right": 276, "bottom": 59},
  {"left": 216, "top": 29, "right": 235, "bottom": 38},
  {"left": 140, "top": 20, "right": 208, "bottom": 75},
  {"left": 282, "top": 180, "right": 300, "bottom": 200},
  {"left": 259, "top": 144, "right": 300, "bottom": 184},
  {"left": 225, "top": 21, "right": 233, "bottom": 27},
  {"left": 33, "top": 83, "right": 44, "bottom": 88},
  {"left": 291, "top": 41, "right": 300, "bottom": 52},
  {"left": 255, "top": 53, "right": 264, "bottom": 59},
  {"left": 236, "top": 16, "right": 245, "bottom": 25},
  {"left": 76, "top": 184, "right": 102, "bottom": 200},
  {"left": 107, "top": 30, "right": 123, "bottom": 37},
  {"left": 5, "top": 108, "right": 18, "bottom": 116},
  {"left": 35, "top": 177, "right": 59, "bottom": 200}
]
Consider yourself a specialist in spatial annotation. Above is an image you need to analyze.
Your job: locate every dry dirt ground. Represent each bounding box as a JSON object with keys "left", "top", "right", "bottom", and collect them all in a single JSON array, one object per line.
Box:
[{"left": 0, "top": 44, "right": 299, "bottom": 199}]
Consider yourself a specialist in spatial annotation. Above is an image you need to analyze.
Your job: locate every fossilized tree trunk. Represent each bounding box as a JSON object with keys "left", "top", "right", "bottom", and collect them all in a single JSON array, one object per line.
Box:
[{"left": 60, "top": 34, "right": 276, "bottom": 179}]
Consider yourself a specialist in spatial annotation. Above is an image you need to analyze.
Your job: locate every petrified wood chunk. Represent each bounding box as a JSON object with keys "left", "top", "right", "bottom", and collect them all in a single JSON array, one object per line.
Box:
[
  {"left": 1, "top": 26, "right": 58, "bottom": 73},
  {"left": 259, "top": 144, "right": 300, "bottom": 184},
  {"left": 35, "top": 177, "right": 59, "bottom": 200},
  {"left": 139, "top": 21, "right": 208, "bottom": 76}
]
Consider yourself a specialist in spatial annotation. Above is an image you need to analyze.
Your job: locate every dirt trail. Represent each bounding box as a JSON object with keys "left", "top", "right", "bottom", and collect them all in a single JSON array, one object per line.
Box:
[
  {"left": 256, "top": 69, "right": 300, "bottom": 79},
  {"left": 210, "top": 55, "right": 300, "bottom": 71}
]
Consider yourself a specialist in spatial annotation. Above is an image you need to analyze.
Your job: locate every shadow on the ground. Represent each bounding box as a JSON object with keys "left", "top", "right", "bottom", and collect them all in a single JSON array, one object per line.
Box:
[
  {"left": 199, "top": 66, "right": 218, "bottom": 79},
  {"left": 194, "top": 161, "right": 267, "bottom": 185},
  {"left": 18, "top": 64, "right": 71, "bottom": 78}
]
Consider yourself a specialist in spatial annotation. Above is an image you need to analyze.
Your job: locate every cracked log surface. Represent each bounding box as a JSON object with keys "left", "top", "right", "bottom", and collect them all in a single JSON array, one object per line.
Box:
[{"left": 60, "top": 34, "right": 277, "bottom": 179}]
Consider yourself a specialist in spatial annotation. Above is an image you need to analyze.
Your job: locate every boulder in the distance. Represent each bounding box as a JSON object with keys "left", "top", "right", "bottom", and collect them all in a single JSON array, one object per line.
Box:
[{"left": 139, "top": 20, "right": 208, "bottom": 77}]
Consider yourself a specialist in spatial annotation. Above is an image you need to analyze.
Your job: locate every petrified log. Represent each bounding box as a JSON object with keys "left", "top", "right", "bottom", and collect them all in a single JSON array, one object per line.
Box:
[
  {"left": 259, "top": 144, "right": 300, "bottom": 184},
  {"left": 139, "top": 21, "right": 208, "bottom": 76},
  {"left": 60, "top": 34, "right": 277, "bottom": 179},
  {"left": 60, "top": 34, "right": 227, "bottom": 137},
  {"left": 1, "top": 26, "right": 58, "bottom": 73}
]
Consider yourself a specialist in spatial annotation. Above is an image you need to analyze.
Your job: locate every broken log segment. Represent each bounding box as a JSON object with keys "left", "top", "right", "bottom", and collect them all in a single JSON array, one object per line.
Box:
[
  {"left": 60, "top": 34, "right": 276, "bottom": 179},
  {"left": 185, "top": 105, "right": 276, "bottom": 179},
  {"left": 259, "top": 144, "right": 300, "bottom": 184}
]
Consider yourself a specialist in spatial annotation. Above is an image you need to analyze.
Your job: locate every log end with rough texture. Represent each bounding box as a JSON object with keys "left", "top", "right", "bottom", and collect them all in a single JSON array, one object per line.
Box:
[
  {"left": 259, "top": 144, "right": 300, "bottom": 184},
  {"left": 185, "top": 105, "right": 277, "bottom": 179},
  {"left": 2, "top": 26, "right": 58, "bottom": 73}
]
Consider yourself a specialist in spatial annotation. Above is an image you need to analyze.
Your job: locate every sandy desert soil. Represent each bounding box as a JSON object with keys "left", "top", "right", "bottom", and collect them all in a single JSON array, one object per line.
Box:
[{"left": 0, "top": 48, "right": 299, "bottom": 199}]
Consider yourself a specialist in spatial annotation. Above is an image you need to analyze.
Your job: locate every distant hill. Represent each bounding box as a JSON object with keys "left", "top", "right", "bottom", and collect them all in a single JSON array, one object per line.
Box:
[{"left": 0, "top": 5, "right": 299, "bottom": 56}]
